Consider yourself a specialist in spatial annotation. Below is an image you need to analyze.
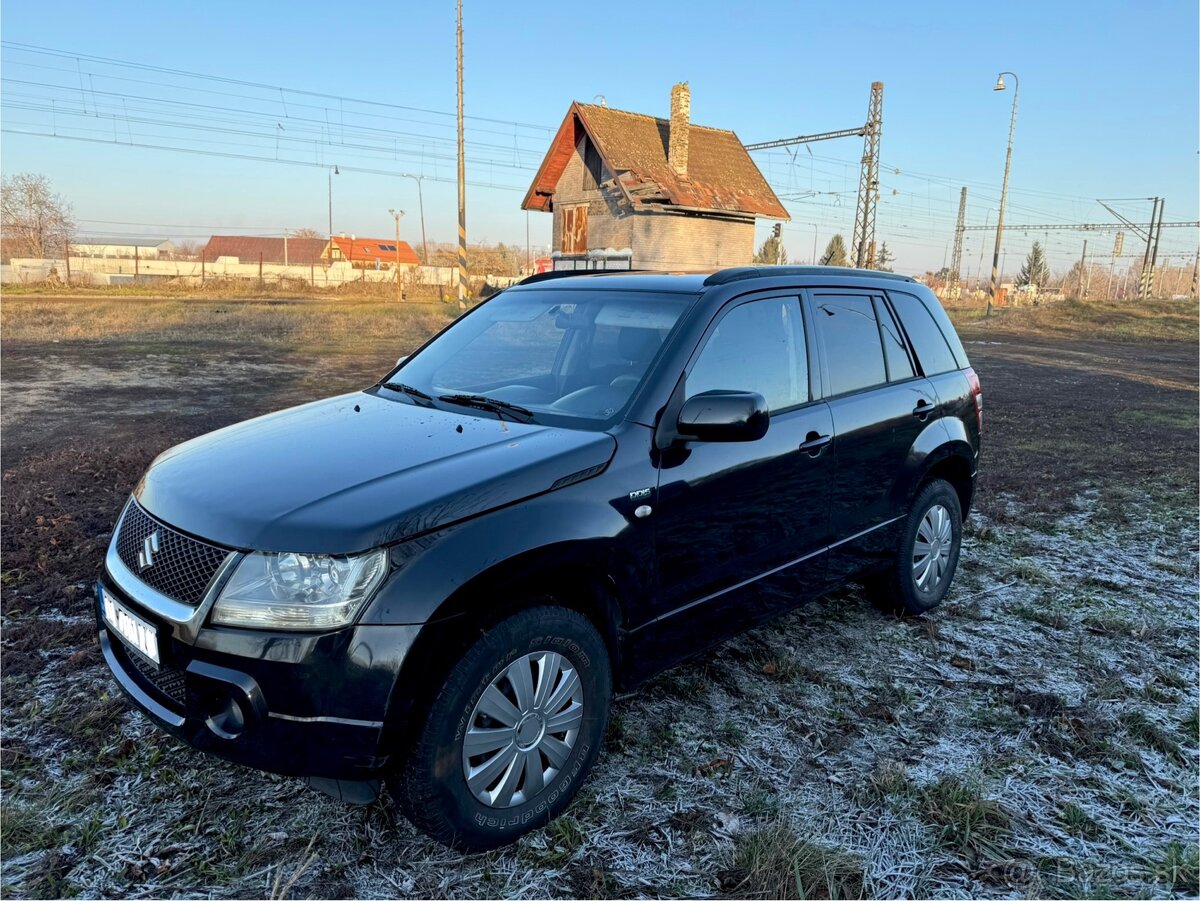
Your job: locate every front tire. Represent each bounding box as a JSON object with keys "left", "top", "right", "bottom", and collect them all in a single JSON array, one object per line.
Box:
[
  {"left": 391, "top": 605, "right": 611, "bottom": 850},
  {"left": 873, "top": 478, "right": 963, "bottom": 615}
]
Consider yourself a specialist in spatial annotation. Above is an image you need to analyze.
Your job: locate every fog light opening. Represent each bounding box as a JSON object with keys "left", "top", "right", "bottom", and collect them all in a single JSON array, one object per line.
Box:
[{"left": 205, "top": 694, "right": 246, "bottom": 740}]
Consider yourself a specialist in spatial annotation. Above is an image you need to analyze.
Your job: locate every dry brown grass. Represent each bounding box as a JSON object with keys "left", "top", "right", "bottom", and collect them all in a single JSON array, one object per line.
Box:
[
  {"left": 0, "top": 296, "right": 457, "bottom": 351},
  {"left": 949, "top": 298, "right": 1198, "bottom": 343}
]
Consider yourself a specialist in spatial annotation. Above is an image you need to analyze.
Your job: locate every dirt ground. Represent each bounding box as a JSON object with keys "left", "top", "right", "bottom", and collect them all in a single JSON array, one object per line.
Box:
[{"left": 1, "top": 298, "right": 1197, "bottom": 898}]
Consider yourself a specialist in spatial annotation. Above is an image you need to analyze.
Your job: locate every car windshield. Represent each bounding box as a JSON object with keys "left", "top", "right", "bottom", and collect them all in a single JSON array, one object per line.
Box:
[{"left": 385, "top": 288, "right": 696, "bottom": 428}]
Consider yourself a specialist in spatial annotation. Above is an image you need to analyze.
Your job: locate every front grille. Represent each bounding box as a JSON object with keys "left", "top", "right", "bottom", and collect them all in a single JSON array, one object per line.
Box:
[
  {"left": 115, "top": 501, "right": 231, "bottom": 606},
  {"left": 117, "top": 639, "right": 188, "bottom": 707}
]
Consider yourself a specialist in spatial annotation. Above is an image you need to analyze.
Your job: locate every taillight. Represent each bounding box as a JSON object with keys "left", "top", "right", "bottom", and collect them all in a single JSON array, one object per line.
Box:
[{"left": 965, "top": 366, "right": 982, "bottom": 432}]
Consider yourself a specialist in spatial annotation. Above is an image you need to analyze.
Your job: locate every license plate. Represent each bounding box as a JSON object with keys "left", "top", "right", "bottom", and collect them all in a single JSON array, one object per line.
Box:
[{"left": 102, "top": 592, "right": 160, "bottom": 665}]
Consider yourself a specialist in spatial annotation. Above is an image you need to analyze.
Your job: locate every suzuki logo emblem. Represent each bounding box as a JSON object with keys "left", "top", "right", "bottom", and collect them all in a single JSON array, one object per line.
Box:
[{"left": 138, "top": 531, "right": 161, "bottom": 571}]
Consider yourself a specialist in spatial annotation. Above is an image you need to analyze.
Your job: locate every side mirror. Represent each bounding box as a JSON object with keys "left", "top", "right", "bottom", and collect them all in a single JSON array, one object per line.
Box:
[{"left": 676, "top": 391, "right": 769, "bottom": 443}]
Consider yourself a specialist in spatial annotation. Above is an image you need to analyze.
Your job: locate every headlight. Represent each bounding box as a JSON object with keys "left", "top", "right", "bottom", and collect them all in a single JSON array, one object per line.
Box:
[{"left": 211, "top": 549, "right": 388, "bottom": 630}]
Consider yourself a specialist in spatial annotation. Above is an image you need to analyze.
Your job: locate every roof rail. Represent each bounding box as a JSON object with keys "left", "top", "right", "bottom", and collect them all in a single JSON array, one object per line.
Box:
[
  {"left": 703, "top": 265, "right": 915, "bottom": 286},
  {"left": 516, "top": 268, "right": 658, "bottom": 286}
]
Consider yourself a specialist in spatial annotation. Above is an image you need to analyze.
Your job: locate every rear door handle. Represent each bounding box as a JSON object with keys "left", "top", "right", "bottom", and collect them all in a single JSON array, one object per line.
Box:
[
  {"left": 912, "top": 399, "right": 936, "bottom": 419},
  {"left": 799, "top": 432, "right": 832, "bottom": 455}
]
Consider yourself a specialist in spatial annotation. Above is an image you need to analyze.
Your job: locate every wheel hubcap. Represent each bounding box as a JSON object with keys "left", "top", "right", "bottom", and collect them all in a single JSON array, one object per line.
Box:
[
  {"left": 462, "top": 651, "right": 584, "bottom": 808},
  {"left": 913, "top": 503, "right": 953, "bottom": 592}
]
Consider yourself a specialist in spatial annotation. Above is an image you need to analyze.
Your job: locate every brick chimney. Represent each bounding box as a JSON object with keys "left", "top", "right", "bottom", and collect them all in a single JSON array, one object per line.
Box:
[{"left": 668, "top": 82, "right": 690, "bottom": 176}]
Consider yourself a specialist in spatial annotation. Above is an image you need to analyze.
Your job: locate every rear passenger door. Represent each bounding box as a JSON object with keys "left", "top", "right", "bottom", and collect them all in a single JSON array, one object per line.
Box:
[{"left": 806, "top": 291, "right": 939, "bottom": 583}]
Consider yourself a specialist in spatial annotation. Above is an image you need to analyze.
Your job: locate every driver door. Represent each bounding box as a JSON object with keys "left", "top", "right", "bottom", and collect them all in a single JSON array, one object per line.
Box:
[{"left": 646, "top": 294, "right": 834, "bottom": 646}]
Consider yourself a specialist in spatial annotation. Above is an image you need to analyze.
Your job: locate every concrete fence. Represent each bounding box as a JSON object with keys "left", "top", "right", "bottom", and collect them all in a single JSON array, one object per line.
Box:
[{"left": 2, "top": 257, "right": 523, "bottom": 291}]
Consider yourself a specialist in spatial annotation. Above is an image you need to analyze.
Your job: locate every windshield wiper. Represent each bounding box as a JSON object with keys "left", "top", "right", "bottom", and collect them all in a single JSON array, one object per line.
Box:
[
  {"left": 380, "top": 382, "right": 435, "bottom": 406},
  {"left": 438, "top": 393, "right": 535, "bottom": 422}
]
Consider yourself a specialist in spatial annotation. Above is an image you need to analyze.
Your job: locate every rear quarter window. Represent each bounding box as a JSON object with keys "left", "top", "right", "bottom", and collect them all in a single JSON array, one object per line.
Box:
[
  {"left": 888, "top": 291, "right": 966, "bottom": 375},
  {"left": 811, "top": 293, "right": 888, "bottom": 396}
]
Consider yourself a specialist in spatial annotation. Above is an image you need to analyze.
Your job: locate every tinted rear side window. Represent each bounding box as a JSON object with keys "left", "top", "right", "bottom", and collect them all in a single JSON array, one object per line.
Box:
[
  {"left": 889, "top": 292, "right": 960, "bottom": 375},
  {"left": 812, "top": 294, "right": 887, "bottom": 396},
  {"left": 874, "top": 297, "right": 915, "bottom": 381}
]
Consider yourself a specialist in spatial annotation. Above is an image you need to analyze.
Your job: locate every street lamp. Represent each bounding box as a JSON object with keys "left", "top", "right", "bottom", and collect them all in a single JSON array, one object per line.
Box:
[
  {"left": 401, "top": 174, "right": 429, "bottom": 265},
  {"left": 388, "top": 208, "right": 406, "bottom": 302},
  {"left": 327, "top": 165, "right": 340, "bottom": 267},
  {"left": 987, "top": 72, "right": 1019, "bottom": 315}
]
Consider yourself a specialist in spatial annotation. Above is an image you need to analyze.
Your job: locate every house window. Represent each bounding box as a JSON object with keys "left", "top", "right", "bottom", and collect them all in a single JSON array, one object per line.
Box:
[
  {"left": 561, "top": 205, "right": 588, "bottom": 254},
  {"left": 582, "top": 139, "right": 603, "bottom": 192}
]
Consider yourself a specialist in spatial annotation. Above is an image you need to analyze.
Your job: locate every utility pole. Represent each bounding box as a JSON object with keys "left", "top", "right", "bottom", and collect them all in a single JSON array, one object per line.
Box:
[
  {"left": 851, "top": 81, "right": 883, "bottom": 268},
  {"left": 283, "top": 228, "right": 289, "bottom": 267},
  {"left": 1107, "top": 231, "right": 1123, "bottom": 300},
  {"left": 949, "top": 186, "right": 967, "bottom": 297},
  {"left": 1138, "top": 197, "right": 1160, "bottom": 299},
  {"left": 456, "top": 0, "right": 468, "bottom": 304},
  {"left": 1147, "top": 198, "right": 1165, "bottom": 298},
  {"left": 975, "top": 208, "right": 994, "bottom": 292},
  {"left": 988, "top": 71, "right": 1019, "bottom": 316},
  {"left": 403, "top": 174, "right": 429, "bottom": 265},
  {"left": 327, "top": 165, "right": 339, "bottom": 268},
  {"left": 1077, "top": 240, "right": 1088, "bottom": 299},
  {"left": 389, "top": 209, "right": 406, "bottom": 302},
  {"left": 1191, "top": 250, "right": 1198, "bottom": 300}
]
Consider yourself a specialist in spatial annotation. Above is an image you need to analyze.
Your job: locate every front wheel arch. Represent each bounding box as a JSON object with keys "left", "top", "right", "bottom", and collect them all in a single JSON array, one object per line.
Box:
[{"left": 378, "top": 553, "right": 626, "bottom": 763}]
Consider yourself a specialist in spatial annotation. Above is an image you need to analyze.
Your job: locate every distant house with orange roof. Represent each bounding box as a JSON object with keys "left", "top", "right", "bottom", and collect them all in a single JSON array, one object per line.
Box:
[{"left": 323, "top": 236, "right": 420, "bottom": 269}]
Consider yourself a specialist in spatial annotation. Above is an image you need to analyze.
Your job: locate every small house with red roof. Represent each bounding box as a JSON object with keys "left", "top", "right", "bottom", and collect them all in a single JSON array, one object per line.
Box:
[
  {"left": 201, "top": 235, "right": 328, "bottom": 265},
  {"left": 521, "top": 83, "right": 787, "bottom": 272},
  {"left": 323, "top": 236, "right": 420, "bottom": 269}
]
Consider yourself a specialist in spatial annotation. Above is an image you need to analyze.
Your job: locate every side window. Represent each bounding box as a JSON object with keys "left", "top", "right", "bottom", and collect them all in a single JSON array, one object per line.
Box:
[
  {"left": 812, "top": 294, "right": 887, "bottom": 396},
  {"left": 874, "top": 297, "right": 915, "bottom": 381},
  {"left": 889, "top": 292, "right": 960, "bottom": 375},
  {"left": 687, "top": 298, "right": 808, "bottom": 412}
]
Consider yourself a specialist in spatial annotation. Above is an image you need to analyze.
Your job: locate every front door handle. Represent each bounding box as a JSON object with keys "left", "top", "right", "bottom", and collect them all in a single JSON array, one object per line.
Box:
[
  {"left": 912, "top": 399, "right": 936, "bottom": 419},
  {"left": 799, "top": 432, "right": 832, "bottom": 456}
]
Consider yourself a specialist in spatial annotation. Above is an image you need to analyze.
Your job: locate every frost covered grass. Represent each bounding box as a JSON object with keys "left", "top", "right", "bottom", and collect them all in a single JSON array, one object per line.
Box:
[
  {"left": 2, "top": 492, "right": 1195, "bottom": 899},
  {"left": 2, "top": 305, "right": 1196, "bottom": 897}
]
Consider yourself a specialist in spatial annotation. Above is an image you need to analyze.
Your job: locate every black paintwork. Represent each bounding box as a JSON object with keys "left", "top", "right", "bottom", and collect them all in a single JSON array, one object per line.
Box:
[{"left": 97, "top": 268, "right": 980, "bottom": 781}]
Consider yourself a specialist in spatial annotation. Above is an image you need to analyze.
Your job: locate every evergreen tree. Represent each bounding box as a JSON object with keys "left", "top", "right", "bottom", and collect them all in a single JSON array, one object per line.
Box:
[
  {"left": 875, "top": 241, "right": 894, "bottom": 272},
  {"left": 819, "top": 234, "right": 848, "bottom": 267},
  {"left": 753, "top": 235, "right": 787, "bottom": 265},
  {"left": 1017, "top": 242, "right": 1050, "bottom": 288}
]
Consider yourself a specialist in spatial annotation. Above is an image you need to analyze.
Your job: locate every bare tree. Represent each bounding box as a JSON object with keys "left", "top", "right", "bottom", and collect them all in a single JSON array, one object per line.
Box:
[
  {"left": 1, "top": 173, "right": 74, "bottom": 262},
  {"left": 291, "top": 227, "right": 324, "bottom": 239}
]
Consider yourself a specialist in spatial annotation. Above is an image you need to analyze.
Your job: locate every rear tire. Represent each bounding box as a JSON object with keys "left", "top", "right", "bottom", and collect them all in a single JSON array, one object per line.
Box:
[
  {"left": 390, "top": 605, "right": 611, "bottom": 851},
  {"left": 872, "top": 478, "right": 962, "bottom": 615}
]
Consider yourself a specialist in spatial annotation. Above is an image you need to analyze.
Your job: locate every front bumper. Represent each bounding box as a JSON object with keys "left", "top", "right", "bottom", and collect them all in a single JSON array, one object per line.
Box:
[{"left": 96, "top": 571, "right": 421, "bottom": 781}]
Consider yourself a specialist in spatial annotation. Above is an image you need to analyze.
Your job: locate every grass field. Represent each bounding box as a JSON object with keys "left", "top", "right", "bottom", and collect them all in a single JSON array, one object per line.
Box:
[{"left": 2, "top": 295, "right": 1196, "bottom": 898}]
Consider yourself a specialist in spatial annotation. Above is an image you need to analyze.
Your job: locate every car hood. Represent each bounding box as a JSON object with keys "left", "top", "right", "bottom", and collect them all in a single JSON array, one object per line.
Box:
[{"left": 135, "top": 391, "right": 616, "bottom": 553}]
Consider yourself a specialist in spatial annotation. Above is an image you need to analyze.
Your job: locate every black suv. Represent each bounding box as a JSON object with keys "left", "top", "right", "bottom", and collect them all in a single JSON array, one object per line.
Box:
[{"left": 96, "top": 267, "right": 981, "bottom": 849}]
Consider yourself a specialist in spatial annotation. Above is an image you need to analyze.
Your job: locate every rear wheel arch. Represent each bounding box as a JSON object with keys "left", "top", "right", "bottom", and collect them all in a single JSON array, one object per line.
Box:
[{"left": 916, "top": 447, "right": 975, "bottom": 518}]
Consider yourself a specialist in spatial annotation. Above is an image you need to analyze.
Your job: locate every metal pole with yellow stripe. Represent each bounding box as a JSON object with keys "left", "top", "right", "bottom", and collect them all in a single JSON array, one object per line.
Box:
[{"left": 456, "top": 0, "right": 468, "bottom": 305}]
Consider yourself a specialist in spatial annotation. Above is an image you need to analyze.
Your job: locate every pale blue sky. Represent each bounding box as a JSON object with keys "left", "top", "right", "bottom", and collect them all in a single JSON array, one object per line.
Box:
[{"left": 2, "top": 0, "right": 1197, "bottom": 275}]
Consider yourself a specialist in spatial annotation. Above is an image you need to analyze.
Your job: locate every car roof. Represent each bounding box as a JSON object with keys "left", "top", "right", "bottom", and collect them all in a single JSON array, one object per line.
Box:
[
  {"left": 508, "top": 266, "right": 917, "bottom": 297},
  {"left": 507, "top": 271, "right": 709, "bottom": 294}
]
